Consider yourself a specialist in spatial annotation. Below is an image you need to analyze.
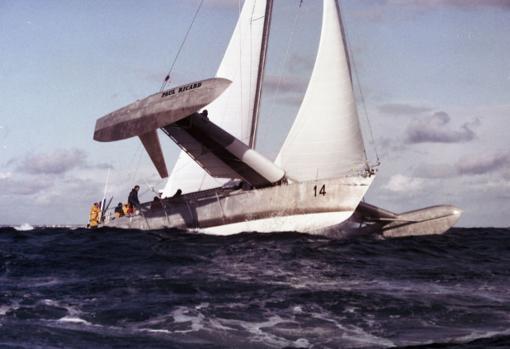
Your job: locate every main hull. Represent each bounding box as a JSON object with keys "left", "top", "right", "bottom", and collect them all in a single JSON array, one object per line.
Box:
[{"left": 103, "top": 176, "right": 374, "bottom": 235}]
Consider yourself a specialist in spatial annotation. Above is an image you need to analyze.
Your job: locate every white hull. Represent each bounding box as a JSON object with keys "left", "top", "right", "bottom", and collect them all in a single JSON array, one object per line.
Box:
[{"left": 104, "top": 176, "right": 374, "bottom": 234}]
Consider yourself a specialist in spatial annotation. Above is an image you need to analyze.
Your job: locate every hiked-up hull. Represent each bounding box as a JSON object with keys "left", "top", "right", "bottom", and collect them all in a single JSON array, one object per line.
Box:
[
  {"left": 104, "top": 176, "right": 373, "bottom": 235},
  {"left": 343, "top": 202, "right": 463, "bottom": 238},
  {"left": 379, "top": 205, "right": 462, "bottom": 238}
]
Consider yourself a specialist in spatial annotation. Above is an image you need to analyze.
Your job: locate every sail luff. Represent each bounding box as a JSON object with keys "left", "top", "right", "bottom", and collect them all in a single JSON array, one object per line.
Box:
[{"left": 249, "top": 0, "right": 273, "bottom": 149}]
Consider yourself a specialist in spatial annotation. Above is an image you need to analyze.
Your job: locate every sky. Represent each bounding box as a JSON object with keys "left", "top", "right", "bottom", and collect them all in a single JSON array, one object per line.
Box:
[{"left": 1, "top": 0, "right": 509, "bottom": 227}]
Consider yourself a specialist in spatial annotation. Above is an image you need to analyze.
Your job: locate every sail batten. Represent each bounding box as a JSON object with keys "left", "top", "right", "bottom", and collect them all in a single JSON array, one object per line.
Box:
[{"left": 275, "top": 0, "right": 367, "bottom": 181}]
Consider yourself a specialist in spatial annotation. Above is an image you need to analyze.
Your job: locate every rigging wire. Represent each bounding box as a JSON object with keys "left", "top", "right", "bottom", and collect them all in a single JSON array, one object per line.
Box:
[
  {"left": 160, "top": 0, "right": 205, "bottom": 92},
  {"left": 339, "top": 7, "right": 380, "bottom": 164},
  {"left": 111, "top": 2, "right": 206, "bottom": 202},
  {"left": 129, "top": 144, "right": 144, "bottom": 183},
  {"left": 265, "top": 0, "right": 303, "bottom": 124}
]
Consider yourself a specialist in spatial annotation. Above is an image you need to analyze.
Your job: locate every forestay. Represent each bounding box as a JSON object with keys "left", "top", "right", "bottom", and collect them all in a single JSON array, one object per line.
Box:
[
  {"left": 162, "top": 0, "right": 268, "bottom": 197},
  {"left": 275, "top": 0, "right": 367, "bottom": 181}
]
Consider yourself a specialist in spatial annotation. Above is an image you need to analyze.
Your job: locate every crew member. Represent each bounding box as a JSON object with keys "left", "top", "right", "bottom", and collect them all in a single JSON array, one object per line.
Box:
[
  {"left": 114, "top": 202, "right": 124, "bottom": 218},
  {"left": 128, "top": 185, "right": 141, "bottom": 214},
  {"left": 88, "top": 202, "right": 100, "bottom": 228},
  {"left": 150, "top": 196, "right": 162, "bottom": 210},
  {"left": 122, "top": 203, "right": 129, "bottom": 216}
]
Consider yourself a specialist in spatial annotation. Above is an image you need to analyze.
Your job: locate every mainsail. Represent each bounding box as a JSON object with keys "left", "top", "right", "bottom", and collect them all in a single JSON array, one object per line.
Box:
[
  {"left": 162, "top": 0, "right": 269, "bottom": 197},
  {"left": 275, "top": 0, "right": 367, "bottom": 181}
]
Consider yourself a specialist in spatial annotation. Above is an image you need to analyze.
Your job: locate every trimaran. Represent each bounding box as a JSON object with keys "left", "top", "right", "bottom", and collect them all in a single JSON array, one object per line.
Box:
[{"left": 93, "top": 0, "right": 462, "bottom": 237}]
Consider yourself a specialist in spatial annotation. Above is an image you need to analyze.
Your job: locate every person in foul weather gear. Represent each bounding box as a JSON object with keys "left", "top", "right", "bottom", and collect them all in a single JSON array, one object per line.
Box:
[
  {"left": 114, "top": 202, "right": 124, "bottom": 218},
  {"left": 122, "top": 203, "right": 129, "bottom": 216},
  {"left": 88, "top": 202, "right": 101, "bottom": 228},
  {"left": 128, "top": 185, "right": 141, "bottom": 214}
]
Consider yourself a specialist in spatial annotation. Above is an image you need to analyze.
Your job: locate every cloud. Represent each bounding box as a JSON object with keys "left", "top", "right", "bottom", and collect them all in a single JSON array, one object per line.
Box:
[
  {"left": 388, "top": 0, "right": 510, "bottom": 10},
  {"left": 0, "top": 172, "right": 11, "bottom": 180},
  {"left": 269, "top": 94, "right": 304, "bottom": 106},
  {"left": 12, "top": 148, "right": 112, "bottom": 175},
  {"left": 0, "top": 125, "right": 9, "bottom": 139},
  {"left": 383, "top": 174, "right": 425, "bottom": 193},
  {"left": 0, "top": 176, "right": 53, "bottom": 196},
  {"left": 405, "top": 111, "right": 479, "bottom": 144},
  {"left": 353, "top": 1, "right": 510, "bottom": 21},
  {"left": 16, "top": 148, "right": 87, "bottom": 175},
  {"left": 413, "top": 163, "right": 457, "bottom": 178},
  {"left": 376, "top": 136, "right": 408, "bottom": 159},
  {"left": 456, "top": 152, "right": 510, "bottom": 175},
  {"left": 286, "top": 54, "right": 314, "bottom": 74},
  {"left": 378, "top": 103, "right": 432, "bottom": 116},
  {"left": 264, "top": 75, "right": 306, "bottom": 95},
  {"left": 411, "top": 151, "right": 510, "bottom": 179},
  {"left": 0, "top": 173, "right": 106, "bottom": 225},
  {"left": 31, "top": 176, "right": 103, "bottom": 206},
  {"left": 263, "top": 74, "right": 306, "bottom": 106},
  {"left": 203, "top": 0, "right": 239, "bottom": 9}
]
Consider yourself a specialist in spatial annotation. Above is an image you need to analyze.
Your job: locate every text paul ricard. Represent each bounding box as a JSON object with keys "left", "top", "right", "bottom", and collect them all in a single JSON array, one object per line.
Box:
[{"left": 161, "top": 82, "right": 202, "bottom": 98}]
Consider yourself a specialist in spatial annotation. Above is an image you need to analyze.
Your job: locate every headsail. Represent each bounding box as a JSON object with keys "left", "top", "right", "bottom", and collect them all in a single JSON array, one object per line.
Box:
[
  {"left": 275, "top": 0, "right": 367, "bottom": 181},
  {"left": 162, "top": 0, "right": 269, "bottom": 196}
]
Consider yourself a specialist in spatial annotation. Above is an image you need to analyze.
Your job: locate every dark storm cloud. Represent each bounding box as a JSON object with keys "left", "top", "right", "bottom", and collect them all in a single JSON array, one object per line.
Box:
[
  {"left": 456, "top": 152, "right": 510, "bottom": 175},
  {"left": 405, "top": 112, "right": 479, "bottom": 144},
  {"left": 378, "top": 103, "right": 432, "bottom": 116}
]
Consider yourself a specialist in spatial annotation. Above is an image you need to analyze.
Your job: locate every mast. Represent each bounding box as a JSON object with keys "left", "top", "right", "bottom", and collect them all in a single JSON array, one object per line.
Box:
[{"left": 249, "top": 0, "right": 273, "bottom": 149}]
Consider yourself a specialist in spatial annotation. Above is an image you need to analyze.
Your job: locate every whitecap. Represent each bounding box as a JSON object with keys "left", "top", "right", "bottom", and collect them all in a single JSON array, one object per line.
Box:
[
  {"left": 171, "top": 306, "right": 205, "bottom": 333},
  {"left": 139, "top": 328, "right": 172, "bottom": 334},
  {"left": 14, "top": 223, "right": 34, "bottom": 231},
  {"left": 293, "top": 338, "right": 310, "bottom": 348},
  {"left": 58, "top": 316, "right": 92, "bottom": 326},
  {"left": 0, "top": 303, "right": 19, "bottom": 316}
]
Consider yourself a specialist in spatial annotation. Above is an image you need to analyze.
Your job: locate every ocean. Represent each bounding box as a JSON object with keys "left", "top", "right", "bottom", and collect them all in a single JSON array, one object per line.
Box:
[{"left": 0, "top": 227, "right": 509, "bottom": 349}]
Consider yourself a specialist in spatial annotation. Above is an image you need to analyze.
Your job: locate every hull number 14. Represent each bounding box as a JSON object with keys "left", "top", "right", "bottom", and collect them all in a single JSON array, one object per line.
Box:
[{"left": 313, "top": 185, "right": 326, "bottom": 197}]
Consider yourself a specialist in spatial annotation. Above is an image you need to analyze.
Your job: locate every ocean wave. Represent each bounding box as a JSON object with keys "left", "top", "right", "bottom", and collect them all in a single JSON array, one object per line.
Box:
[{"left": 0, "top": 227, "right": 509, "bottom": 348}]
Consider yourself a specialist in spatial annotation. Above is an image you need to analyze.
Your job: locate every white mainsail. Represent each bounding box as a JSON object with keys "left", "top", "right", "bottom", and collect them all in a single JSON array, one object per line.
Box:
[
  {"left": 275, "top": 0, "right": 367, "bottom": 181},
  {"left": 162, "top": 0, "right": 268, "bottom": 197}
]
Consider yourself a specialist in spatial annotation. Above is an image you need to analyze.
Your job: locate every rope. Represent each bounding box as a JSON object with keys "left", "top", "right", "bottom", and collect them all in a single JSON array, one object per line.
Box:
[{"left": 160, "top": 0, "right": 205, "bottom": 92}]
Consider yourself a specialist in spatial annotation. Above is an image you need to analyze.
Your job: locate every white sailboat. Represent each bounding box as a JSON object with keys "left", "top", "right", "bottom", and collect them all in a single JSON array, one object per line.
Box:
[{"left": 94, "top": 0, "right": 462, "bottom": 237}]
